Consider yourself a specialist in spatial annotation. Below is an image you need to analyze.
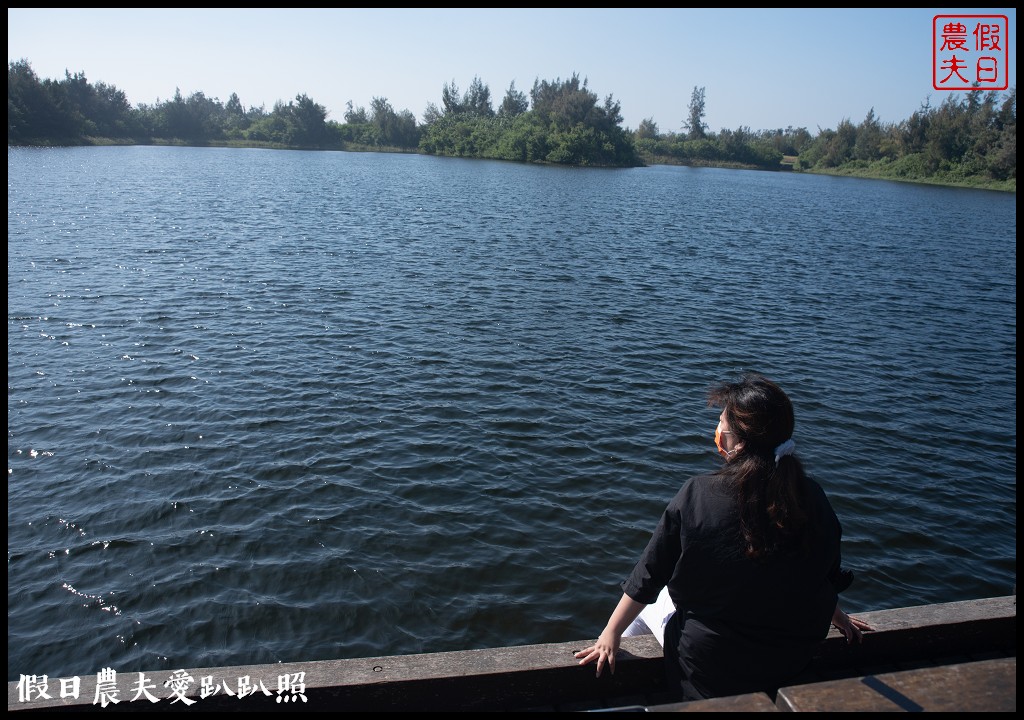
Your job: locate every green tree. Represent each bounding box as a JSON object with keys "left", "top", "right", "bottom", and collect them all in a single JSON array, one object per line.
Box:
[
  {"left": 925, "top": 95, "right": 970, "bottom": 170},
  {"left": 290, "top": 93, "right": 329, "bottom": 145},
  {"left": 898, "top": 99, "right": 931, "bottom": 155},
  {"left": 8, "top": 59, "right": 40, "bottom": 141},
  {"left": 344, "top": 100, "right": 368, "bottom": 124},
  {"left": 758, "top": 126, "right": 813, "bottom": 156},
  {"left": 498, "top": 81, "right": 529, "bottom": 118},
  {"left": 370, "top": 96, "right": 395, "bottom": 144},
  {"left": 224, "top": 92, "right": 248, "bottom": 138},
  {"left": 420, "top": 74, "right": 638, "bottom": 166},
  {"left": 527, "top": 75, "right": 637, "bottom": 165},
  {"left": 463, "top": 76, "right": 494, "bottom": 117},
  {"left": 717, "top": 125, "right": 742, "bottom": 157},
  {"left": 441, "top": 80, "right": 463, "bottom": 115},
  {"left": 439, "top": 77, "right": 495, "bottom": 118},
  {"left": 155, "top": 88, "right": 227, "bottom": 142},
  {"left": 684, "top": 86, "right": 707, "bottom": 140},
  {"left": 820, "top": 118, "right": 857, "bottom": 167},
  {"left": 392, "top": 108, "right": 420, "bottom": 147},
  {"left": 853, "top": 108, "right": 883, "bottom": 161},
  {"left": 421, "top": 102, "right": 442, "bottom": 125},
  {"left": 8, "top": 59, "right": 77, "bottom": 142},
  {"left": 160, "top": 88, "right": 191, "bottom": 139},
  {"left": 636, "top": 117, "right": 659, "bottom": 140},
  {"left": 57, "top": 71, "right": 98, "bottom": 137},
  {"left": 89, "top": 80, "right": 141, "bottom": 138},
  {"left": 987, "top": 88, "right": 1016, "bottom": 180}
]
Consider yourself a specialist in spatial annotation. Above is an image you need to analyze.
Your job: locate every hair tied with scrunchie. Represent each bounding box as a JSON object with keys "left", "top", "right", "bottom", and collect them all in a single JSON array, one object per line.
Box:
[{"left": 773, "top": 439, "right": 796, "bottom": 465}]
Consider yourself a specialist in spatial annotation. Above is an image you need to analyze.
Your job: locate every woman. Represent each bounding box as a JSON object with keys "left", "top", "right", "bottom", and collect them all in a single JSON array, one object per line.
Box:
[{"left": 575, "top": 373, "right": 870, "bottom": 700}]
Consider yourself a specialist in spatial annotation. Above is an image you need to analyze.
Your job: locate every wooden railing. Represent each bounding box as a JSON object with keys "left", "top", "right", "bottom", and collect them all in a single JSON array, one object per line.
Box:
[{"left": 8, "top": 595, "right": 1015, "bottom": 712}]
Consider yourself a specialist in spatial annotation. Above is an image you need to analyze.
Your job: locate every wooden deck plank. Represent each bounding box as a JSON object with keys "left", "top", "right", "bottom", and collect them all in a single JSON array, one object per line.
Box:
[
  {"left": 775, "top": 657, "right": 1016, "bottom": 712},
  {"left": 794, "top": 595, "right": 1016, "bottom": 681},
  {"left": 645, "top": 692, "right": 780, "bottom": 712}
]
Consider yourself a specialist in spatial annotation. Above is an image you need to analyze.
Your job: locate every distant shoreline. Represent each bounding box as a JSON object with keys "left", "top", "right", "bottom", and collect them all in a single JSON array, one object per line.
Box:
[{"left": 8, "top": 138, "right": 1015, "bottom": 193}]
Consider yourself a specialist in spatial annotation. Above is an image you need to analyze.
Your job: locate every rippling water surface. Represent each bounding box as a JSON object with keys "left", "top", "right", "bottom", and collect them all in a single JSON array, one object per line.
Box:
[{"left": 7, "top": 146, "right": 1016, "bottom": 681}]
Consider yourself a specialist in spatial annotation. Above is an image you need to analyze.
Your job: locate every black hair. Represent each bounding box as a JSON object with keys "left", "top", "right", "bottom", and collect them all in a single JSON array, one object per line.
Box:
[{"left": 708, "top": 372, "right": 812, "bottom": 559}]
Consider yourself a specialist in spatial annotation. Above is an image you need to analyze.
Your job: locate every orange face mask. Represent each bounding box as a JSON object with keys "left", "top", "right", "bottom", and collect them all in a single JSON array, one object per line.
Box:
[{"left": 715, "top": 424, "right": 731, "bottom": 459}]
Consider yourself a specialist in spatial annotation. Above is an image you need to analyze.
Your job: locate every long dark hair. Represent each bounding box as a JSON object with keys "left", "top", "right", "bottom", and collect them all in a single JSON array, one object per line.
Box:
[{"left": 708, "top": 373, "right": 812, "bottom": 559}]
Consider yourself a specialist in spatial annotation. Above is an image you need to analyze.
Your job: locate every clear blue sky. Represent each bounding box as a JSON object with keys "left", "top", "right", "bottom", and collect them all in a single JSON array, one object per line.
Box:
[{"left": 8, "top": 8, "right": 1017, "bottom": 135}]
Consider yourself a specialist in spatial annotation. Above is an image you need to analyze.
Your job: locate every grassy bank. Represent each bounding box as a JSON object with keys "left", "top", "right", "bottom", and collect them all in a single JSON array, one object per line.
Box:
[
  {"left": 641, "top": 152, "right": 1014, "bottom": 193},
  {"left": 802, "top": 163, "right": 1015, "bottom": 193}
]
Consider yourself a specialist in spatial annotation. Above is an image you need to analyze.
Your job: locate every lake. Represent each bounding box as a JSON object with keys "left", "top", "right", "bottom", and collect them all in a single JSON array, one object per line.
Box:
[{"left": 7, "top": 145, "right": 1016, "bottom": 682}]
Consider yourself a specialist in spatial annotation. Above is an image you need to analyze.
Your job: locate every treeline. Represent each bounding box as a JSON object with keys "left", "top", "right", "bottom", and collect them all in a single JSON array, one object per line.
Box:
[
  {"left": 417, "top": 75, "right": 638, "bottom": 166},
  {"left": 639, "top": 85, "right": 1016, "bottom": 186},
  {"left": 6, "top": 59, "right": 1017, "bottom": 186},
  {"left": 7, "top": 60, "right": 639, "bottom": 167}
]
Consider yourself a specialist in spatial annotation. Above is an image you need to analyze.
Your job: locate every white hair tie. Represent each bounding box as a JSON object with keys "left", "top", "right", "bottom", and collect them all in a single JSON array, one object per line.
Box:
[{"left": 774, "top": 439, "right": 796, "bottom": 464}]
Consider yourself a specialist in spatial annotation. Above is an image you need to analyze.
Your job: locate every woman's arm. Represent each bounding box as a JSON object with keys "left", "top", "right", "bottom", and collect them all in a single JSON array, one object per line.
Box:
[
  {"left": 574, "top": 593, "right": 647, "bottom": 677},
  {"left": 832, "top": 602, "right": 873, "bottom": 643}
]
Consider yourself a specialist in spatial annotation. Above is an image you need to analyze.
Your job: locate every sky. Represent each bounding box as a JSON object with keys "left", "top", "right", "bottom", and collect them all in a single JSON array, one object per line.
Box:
[{"left": 8, "top": 8, "right": 1017, "bottom": 135}]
